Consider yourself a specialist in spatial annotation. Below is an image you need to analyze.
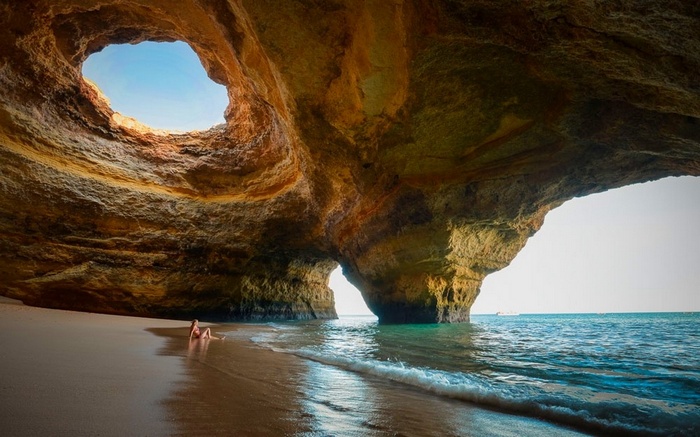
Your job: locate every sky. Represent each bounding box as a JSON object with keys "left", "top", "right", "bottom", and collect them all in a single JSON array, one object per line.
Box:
[
  {"left": 82, "top": 41, "right": 228, "bottom": 131},
  {"left": 83, "top": 41, "right": 699, "bottom": 316},
  {"left": 470, "top": 176, "right": 700, "bottom": 314},
  {"left": 333, "top": 176, "right": 700, "bottom": 315}
]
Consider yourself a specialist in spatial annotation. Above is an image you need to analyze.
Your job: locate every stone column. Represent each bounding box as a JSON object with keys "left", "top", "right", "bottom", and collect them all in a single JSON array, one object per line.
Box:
[{"left": 338, "top": 188, "right": 539, "bottom": 323}]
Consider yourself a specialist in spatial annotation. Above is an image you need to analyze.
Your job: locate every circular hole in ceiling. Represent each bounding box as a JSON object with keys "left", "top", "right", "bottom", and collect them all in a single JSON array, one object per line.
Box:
[{"left": 82, "top": 41, "right": 229, "bottom": 132}]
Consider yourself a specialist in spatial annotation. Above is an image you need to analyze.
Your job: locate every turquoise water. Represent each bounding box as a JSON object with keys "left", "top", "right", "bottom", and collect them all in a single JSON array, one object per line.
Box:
[{"left": 252, "top": 313, "right": 700, "bottom": 436}]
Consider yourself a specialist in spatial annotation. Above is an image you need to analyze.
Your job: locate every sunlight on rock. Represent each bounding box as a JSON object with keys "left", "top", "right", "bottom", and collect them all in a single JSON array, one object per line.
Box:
[{"left": 2, "top": 2, "right": 699, "bottom": 323}]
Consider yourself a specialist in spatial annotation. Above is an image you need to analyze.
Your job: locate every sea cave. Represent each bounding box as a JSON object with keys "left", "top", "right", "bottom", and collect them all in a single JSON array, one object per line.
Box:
[{"left": 0, "top": 0, "right": 698, "bottom": 323}]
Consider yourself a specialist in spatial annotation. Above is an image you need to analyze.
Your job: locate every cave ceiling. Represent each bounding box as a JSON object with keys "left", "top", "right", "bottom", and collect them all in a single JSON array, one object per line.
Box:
[{"left": 0, "top": 0, "right": 698, "bottom": 323}]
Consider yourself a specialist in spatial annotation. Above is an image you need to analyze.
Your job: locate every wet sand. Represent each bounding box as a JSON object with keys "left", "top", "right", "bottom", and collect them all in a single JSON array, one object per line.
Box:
[
  {"left": 151, "top": 324, "right": 315, "bottom": 436},
  {"left": 0, "top": 297, "right": 313, "bottom": 436},
  {"left": 0, "top": 297, "right": 589, "bottom": 436}
]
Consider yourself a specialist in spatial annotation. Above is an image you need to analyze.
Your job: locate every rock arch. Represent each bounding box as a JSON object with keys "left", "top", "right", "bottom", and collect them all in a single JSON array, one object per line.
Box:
[{"left": 0, "top": 0, "right": 698, "bottom": 322}]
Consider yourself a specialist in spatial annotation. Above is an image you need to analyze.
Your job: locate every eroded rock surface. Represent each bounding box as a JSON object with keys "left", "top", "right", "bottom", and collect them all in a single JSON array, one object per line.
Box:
[{"left": 0, "top": 0, "right": 698, "bottom": 322}]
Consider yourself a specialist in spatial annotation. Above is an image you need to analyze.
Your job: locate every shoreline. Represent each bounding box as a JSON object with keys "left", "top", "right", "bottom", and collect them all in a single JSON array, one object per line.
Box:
[
  {"left": 0, "top": 298, "right": 590, "bottom": 436},
  {"left": 147, "top": 318, "right": 591, "bottom": 436},
  {"left": 0, "top": 298, "right": 317, "bottom": 436},
  {"left": 149, "top": 323, "right": 315, "bottom": 436}
]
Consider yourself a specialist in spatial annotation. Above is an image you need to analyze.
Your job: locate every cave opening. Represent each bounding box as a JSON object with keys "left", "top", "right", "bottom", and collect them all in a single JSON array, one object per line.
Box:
[
  {"left": 329, "top": 266, "right": 376, "bottom": 318},
  {"left": 81, "top": 40, "right": 229, "bottom": 132},
  {"left": 471, "top": 176, "right": 700, "bottom": 315}
]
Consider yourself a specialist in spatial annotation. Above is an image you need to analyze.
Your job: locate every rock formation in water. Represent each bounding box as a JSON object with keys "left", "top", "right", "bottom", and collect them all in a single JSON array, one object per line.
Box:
[{"left": 0, "top": 1, "right": 698, "bottom": 322}]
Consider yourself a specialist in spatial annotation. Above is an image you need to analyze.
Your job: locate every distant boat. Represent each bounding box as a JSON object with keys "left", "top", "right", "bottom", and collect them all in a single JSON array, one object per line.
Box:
[{"left": 497, "top": 311, "right": 520, "bottom": 316}]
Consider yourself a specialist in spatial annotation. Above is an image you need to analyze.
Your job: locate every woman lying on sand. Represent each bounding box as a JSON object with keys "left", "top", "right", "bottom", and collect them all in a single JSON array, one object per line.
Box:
[{"left": 189, "top": 319, "right": 224, "bottom": 340}]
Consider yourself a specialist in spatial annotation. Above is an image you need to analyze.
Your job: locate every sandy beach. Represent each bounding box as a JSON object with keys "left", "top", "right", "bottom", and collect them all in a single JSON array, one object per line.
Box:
[
  {"left": 0, "top": 297, "right": 589, "bottom": 436},
  {"left": 0, "top": 297, "right": 185, "bottom": 436},
  {"left": 0, "top": 297, "right": 320, "bottom": 436}
]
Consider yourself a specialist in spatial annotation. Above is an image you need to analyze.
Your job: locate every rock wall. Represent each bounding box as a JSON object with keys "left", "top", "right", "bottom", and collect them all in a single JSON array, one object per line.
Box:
[{"left": 0, "top": 0, "right": 698, "bottom": 322}]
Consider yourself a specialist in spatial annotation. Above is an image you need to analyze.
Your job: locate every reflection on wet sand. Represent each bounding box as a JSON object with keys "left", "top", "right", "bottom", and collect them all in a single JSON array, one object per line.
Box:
[
  {"left": 148, "top": 325, "right": 313, "bottom": 436},
  {"left": 187, "top": 336, "right": 210, "bottom": 361},
  {"left": 148, "top": 323, "right": 587, "bottom": 436}
]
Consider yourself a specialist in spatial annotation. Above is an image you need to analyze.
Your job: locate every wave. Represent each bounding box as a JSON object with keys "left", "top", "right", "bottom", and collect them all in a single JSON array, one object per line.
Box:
[{"left": 251, "top": 333, "right": 698, "bottom": 437}]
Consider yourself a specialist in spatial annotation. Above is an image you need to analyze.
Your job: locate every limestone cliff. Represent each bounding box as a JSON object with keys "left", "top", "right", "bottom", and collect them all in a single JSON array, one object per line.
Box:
[{"left": 0, "top": 0, "right": 698, "bottom": 322}]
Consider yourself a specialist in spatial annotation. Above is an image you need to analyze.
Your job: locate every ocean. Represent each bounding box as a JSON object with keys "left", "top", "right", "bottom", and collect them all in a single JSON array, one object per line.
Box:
[{"left": 244, "top": 312, "right": 699, "bottom": 436}]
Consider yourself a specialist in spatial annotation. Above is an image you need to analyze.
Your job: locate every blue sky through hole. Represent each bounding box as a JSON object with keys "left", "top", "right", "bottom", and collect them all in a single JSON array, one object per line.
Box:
[
  {"left": 82, "top": 41, "right": 228, "bottom": 131},
  {"left": 81, "top": 40, "right": 700, "bottom": 316}
]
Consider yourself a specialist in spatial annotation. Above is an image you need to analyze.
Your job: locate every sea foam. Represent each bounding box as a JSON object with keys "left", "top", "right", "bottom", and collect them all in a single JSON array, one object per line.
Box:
[{"left": 251, "top": 314, "right": 700, "bottom": 437}]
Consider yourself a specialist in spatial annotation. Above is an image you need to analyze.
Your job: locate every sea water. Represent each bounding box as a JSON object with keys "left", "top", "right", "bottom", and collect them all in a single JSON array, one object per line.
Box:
[{"left": 250, "top": 312, "right": 700, "bottom": 436}]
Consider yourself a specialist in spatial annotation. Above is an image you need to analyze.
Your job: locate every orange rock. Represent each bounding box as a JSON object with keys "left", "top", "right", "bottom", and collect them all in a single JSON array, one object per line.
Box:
[{"left": 0, "top": 0, "right": 698, "bottom": 322}]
